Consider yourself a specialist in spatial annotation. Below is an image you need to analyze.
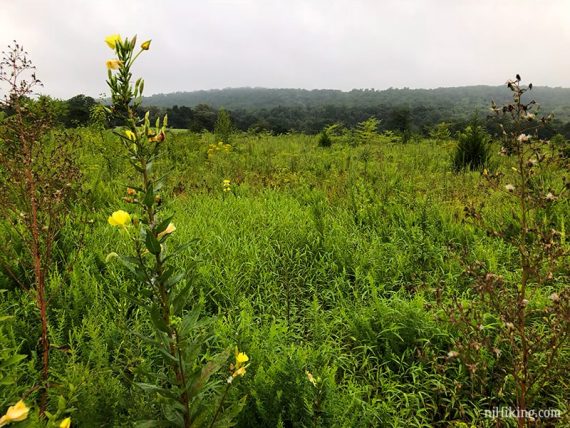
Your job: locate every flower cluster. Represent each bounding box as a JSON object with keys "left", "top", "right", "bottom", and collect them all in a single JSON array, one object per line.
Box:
[
  {"left": 207, "top": 141, "right": 232, "bottom": 159},
  {"left": 105, "top": 34, "right": 151, "bottom": 70},
  {"left": 222, "top": 179, "right": 231, "bottom": 193}
]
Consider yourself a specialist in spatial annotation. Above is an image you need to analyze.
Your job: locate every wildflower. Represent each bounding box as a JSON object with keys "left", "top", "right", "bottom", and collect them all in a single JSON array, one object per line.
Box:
[
  {"left": 106, "top": 59, "right": 122, "bottom": 70},
  {"left": 236, "top": 351, "right": 249, "bottom": 365},
  {"left": 126, "top": 187, "right": 137, "bottom": 196},
  {"left": 0, "top": 400, "right": 30, "bottom": 427},
  {"left": 105, "top": 34, "right": 122, "bottom": 50},
  {"left": 157, "top": 223, "right": 176, "bottom": 239},
  {"left": 108, "top": 210, "right": 131, "bottom": 228},
  {"left": 125, "top": 130, "right": 136, "bottom": 141},
  {"left": 505, "top": 184, "right": 515, "bottom": 192},
  {"left": 306, "top": 370, "right": 317, "bottom": 387},
  {"left": 223, "top": 179, "right": 231, "bottom": 192},
  {"left": 447, "top": 351, "right": 459, "bottom": 358},
  {"left": 517, "top": 134, "right": 530, "bottom": 143},
  {"left": 228, "top": 349, "right": 249, "bottom": 383},
  {"left": 141, "top": 40, "right": 151, "bottom": 51},
  {"left": 59, "top": 417, "right": 72, "bottom": 428}
]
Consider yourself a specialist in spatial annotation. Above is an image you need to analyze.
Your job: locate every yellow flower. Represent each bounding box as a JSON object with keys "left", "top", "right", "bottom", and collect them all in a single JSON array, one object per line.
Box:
[
  {"left": 141, "top": 40, "right": 151, "bottom": 51},
  {"left": 228, "top": 349, "right": 249, "bottom": 383},
  {"left": 105, "top": 34, "right": 122, "bottom": 50},
  {"left": 106, "top": 59, "right": 122, "bottom": 70},
  {"left": 108, "top": 210, "right": 131, "bottom": 228},
  {"left": 236, "top": 352, "right": 249, "bottom": 365},
  {"left": 125, "top": 130, "right": 136, "bottom": 141},
  {"left": 0, "top": 400, "right": 30, "bottom": 427},
  {"left": 59, "top": 417, "right": 72, "bottom": 428},
  {"left": 157, "top": 223, "right": 176, "bottom": 239}
]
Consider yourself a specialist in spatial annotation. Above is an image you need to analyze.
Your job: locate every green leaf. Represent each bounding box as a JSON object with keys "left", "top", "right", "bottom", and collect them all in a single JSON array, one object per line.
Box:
[
  {"left": 135, "top": 382, "right": 169, "bottom": 394},
  {"left": 117, "top": 256, "right": 148, "bottom": 282},
  {"left": 154, "top": 215, "right": 174, "bottom": 236},
  {"left": 114, "top": 288, "right": 148, "bottom": 309},
  {"left": 171, "top": 281, "right": 194, "bottom": 315},
  {"left": 0, "top": 354, "right": 26, "bottom": 369},
  {"left": 145, "top": 161, "right": 153, "bottom": 175},
  {"left": 145, "top": 231, "right": 161, "bottom": 255},
  {"left": 149, "top": 304, "right": 170, "bottom": 333},
  {"left": 163, "top": 273, "right": 184, "bottom": 292},
  {"left": 57, "top": 395, "right": 66, "bottom": 412},
  {"left": 143, "top": 183, "right": 154, "bottom": 207},
  {"left": 159, "top": 266, "right": 175, "bottom": 284}
]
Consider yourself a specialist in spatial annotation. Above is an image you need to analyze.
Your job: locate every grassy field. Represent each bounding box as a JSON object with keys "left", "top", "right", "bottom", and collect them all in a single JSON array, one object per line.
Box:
[{"left": 1, "top": 128, "right": 568, "bottom": 427}]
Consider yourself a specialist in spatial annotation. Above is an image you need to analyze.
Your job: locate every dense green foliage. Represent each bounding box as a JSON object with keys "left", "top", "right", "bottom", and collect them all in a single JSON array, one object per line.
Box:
[
  {"left": 9, "top": 85, "right": 570, "bottom": 137},
  {"left": 452, "top": 118, "right": 492, "bottom": 171},
  {"left": 1, "top": 127, "right": 568, "bottom": 426},
  {"left": 148, "top": 86, "right": 570, "bottom": 136}
]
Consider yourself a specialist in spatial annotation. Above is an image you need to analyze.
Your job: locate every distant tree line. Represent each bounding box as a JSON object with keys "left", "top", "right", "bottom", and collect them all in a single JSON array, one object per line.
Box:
[
  {"left": 2, "top": 88, "right": 570, "bottom": 139},
  {"left": 163, "top": 103, "right": 569, "bottom": 139}
]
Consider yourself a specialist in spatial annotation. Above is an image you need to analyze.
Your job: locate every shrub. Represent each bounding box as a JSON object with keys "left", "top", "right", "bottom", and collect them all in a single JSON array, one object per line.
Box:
[
  {"left": 317, "top": 130, "right": 332, "bottom": 147},
  {"left": 452, "top": 118, "right": 492, "bottom": 172}
]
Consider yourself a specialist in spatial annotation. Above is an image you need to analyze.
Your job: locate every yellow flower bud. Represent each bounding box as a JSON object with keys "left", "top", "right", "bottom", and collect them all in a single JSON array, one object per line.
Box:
[
  {"left": 105, "top": 34, "right": 122, "bottom": 50},
  {"left": 125, "top": 130, "right": 136, "bottom": 141},
  {"left": 106, "top": 59, "right": 122, "bottom": 70},
  {"left": 59, "top": 417, "right": 72, "bottom": 428},
  {"left": 141, "top": 40, "right": 152, "bottom": 51}
]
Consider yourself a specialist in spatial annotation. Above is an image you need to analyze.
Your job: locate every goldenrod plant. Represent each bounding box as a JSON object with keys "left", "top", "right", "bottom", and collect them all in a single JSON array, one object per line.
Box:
[{"left": 104, "top": 34, "right": 246, "bottom": 427}]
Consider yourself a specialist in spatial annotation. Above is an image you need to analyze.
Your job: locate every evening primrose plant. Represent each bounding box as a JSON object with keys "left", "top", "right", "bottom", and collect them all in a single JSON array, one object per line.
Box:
[{"left": 104, "top": 34, "right": 246, "bottom": 427}]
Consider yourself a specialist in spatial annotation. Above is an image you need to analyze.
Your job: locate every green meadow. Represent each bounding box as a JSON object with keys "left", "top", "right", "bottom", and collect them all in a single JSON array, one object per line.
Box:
[{"left": 1, "top": 126, "right": 568, "bottom": 426}]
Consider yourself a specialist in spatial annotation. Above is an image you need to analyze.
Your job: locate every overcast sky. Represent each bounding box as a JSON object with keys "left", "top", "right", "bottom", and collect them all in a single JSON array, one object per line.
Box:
[{"left": 1, "top": 0, "right": 569, "bottom": 99}]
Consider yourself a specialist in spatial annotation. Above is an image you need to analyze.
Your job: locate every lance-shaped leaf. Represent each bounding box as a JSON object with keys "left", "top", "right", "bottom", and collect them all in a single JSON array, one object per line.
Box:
[{"left": 145, "top": 230, "right": 161, "bottom": 255}]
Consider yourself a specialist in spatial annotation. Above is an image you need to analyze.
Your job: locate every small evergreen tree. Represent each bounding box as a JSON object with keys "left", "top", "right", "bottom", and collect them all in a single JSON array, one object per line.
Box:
[
  {"left": 317, "top": 130, "right": 332, "bottom": 147},
  {"left": 452, "top": 117, "right": 492, "bottom": 171}
]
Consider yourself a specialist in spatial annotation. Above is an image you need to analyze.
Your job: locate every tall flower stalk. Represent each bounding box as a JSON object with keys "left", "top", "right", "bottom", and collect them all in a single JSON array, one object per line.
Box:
[{"left": 105, "top": 34, "right": 246, "bottom": 427}]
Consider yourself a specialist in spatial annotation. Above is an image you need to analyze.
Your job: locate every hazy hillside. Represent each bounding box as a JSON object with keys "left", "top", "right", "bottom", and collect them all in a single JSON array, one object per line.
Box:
[{"left": 143, "top": 85, "right": 570, "bottom": 120}]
